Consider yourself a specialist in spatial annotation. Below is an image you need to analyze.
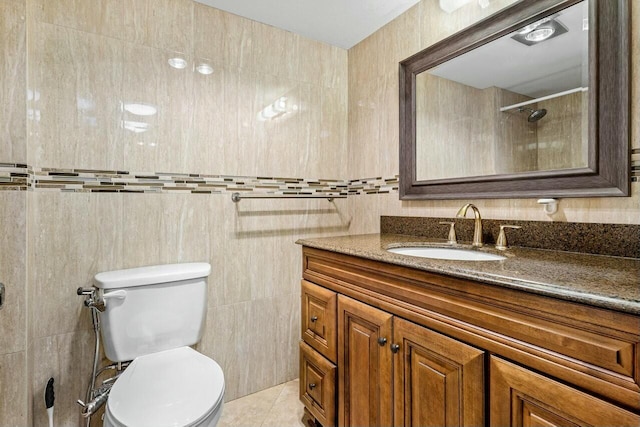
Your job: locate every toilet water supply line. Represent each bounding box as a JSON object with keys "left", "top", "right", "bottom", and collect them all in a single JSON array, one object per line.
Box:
[{"left": 76, "top": 287, "right": 130, "bottom": 425}]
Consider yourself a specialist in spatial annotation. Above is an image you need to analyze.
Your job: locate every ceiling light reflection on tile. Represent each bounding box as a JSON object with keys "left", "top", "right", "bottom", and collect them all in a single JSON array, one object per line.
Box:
[
  {"left": 122, "top": 102, "right": 158, "bottom": 116},
  {"left": 122, "top": 120, "right": 151, "bottom": 133},
  {"left": 168, "top": 57, "right": 188, "bottom": 69},
  {"left": 196, "top": 63, "right": 214, "bottom": 75},
  {"left": 439, "top": 0, "right": 490, "bottom": 13}
]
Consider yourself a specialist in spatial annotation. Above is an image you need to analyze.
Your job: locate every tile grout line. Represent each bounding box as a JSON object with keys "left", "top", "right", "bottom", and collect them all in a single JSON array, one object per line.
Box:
[{"left": 259, "top": 379, "right": 300, "bottom": 427}]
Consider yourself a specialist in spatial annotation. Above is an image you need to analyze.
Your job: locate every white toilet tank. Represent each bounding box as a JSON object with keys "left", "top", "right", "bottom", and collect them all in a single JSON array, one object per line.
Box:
[{"left": 93, "top": 263, "right": 212, "bottom": 362}]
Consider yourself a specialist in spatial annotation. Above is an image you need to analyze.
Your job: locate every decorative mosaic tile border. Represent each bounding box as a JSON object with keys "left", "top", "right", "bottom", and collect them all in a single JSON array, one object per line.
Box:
[
  {"left": 0, "top": 163, "right": 29, "bottom": 191},
  {"left": 1, "top": 156, "right": 635, "bottom": 194},
  {"left": 347, "top": 176, "right": 399, "bottom": 194},
  {"left": 1, "top": 164, "right": 399, "bottom": 196},
  {"left": 30, "top": 167, "right": 352, "bottom": 195}
]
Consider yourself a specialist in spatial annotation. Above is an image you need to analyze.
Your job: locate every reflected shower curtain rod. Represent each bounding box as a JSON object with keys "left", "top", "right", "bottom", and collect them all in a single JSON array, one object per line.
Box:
[{"left": 499, "top": 87, "right": 588, "bottom": 112}]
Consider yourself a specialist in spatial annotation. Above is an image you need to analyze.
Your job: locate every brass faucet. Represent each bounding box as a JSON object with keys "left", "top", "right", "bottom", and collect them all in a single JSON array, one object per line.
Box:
[{"left": 456, "top": 203, "right": 483, "bottom": 247}]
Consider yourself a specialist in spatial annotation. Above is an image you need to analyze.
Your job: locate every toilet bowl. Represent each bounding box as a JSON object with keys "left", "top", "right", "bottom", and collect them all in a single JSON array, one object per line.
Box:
[
  {"left": 103, "top": 347, "right": 224, "bottom": 427},
  {"left": 92, "top": 263, "right": 225, "bottom": 427}
]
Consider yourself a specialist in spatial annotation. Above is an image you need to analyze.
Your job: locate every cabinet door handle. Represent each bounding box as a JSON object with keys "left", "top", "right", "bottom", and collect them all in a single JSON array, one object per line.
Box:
[
  {"left": 310, "top": 316, "right": 318, "bottom": 322},
  {"left": 390, "top": 343, "right": 400, "bottom": 353},
  {"left": 377, "top": 337, "right": 388, "bottom": 346},
  {"left": 308, "top": 383, "right": 316, "bottom": 390}
]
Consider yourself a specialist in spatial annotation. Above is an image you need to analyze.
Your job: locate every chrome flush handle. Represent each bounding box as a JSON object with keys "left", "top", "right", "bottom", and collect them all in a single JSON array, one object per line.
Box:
[{"left": 0, "top": 282, "right": 4, "bottom": 310}]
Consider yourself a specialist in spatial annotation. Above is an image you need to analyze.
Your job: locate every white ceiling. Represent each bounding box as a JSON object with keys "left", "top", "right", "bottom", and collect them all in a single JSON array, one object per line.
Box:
[{"left": 193, "top": 0, "right": 420, "bottom": 49}]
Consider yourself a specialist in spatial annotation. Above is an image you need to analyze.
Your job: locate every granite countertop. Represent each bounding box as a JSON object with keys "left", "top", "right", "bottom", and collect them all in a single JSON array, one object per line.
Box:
[{"left": 297, "top": 233, "right": 640, "bottom": 315}]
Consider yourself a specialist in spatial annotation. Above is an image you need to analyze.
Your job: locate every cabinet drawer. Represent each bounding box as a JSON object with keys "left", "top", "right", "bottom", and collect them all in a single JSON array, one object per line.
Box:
[
  {"left": 302, "top": 280, "right": 337, "bottom": 362},
  {"left": 300, "top": 341, "right": 336, "bottom": 427}
]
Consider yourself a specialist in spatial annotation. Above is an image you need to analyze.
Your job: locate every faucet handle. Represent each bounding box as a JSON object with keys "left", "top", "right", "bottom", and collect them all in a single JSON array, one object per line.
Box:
[
  {"left": 496, "top": 225, "right": 521, "bottom": 250},
  {"left": 439, "top": 221, "right": 457, "bottom": 245}
]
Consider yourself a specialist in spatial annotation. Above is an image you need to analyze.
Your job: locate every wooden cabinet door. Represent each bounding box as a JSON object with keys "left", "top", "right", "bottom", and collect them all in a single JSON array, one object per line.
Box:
[
  {"left": 393, "top": 317, "right": 485, "bottom": 427},
  {"left": 490, "top": 356, "right": 640, "bottom": 427},
  {"left": 338, "top": 295, "right": 393, "bottom": 427}
]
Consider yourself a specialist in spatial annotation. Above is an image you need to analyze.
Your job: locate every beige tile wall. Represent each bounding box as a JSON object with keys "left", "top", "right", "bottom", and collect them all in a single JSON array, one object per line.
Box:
[
  {"left": 0, "top": 0, "right": 28, "bottom": 424},
  {"left": 347, "top": 0, "right": 640, "bottom": 228},
  {"left": 0, "top": 192, "right": 28, "bottom": 426},
  {"left": 0, "top": 0, "right": 26, "bottom": 163},
  {"left": 3, "top": 0, "right": 349, "bottom": 425},
  {"left": 27, "top": 0, "right": 347, "bottom": 178},
  {"left": 0, "top": 0, "right": 27, "bottom": 163}
]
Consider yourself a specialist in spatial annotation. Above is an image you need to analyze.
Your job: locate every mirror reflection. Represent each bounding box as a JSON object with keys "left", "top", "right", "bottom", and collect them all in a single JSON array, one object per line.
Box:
[{"left": 415, "top": 0, "right": 588, "bottom": 181}]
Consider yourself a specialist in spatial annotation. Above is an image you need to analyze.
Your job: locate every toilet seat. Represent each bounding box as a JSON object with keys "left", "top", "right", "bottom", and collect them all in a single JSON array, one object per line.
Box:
[{"left": 105, "top": 346, "right": 225, "bottom": 427}]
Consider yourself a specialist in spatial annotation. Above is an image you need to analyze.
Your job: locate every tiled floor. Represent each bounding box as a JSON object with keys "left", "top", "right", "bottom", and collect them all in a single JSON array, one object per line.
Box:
[{"left": 218, "top": 379, "right": 305, "bottom": 427}]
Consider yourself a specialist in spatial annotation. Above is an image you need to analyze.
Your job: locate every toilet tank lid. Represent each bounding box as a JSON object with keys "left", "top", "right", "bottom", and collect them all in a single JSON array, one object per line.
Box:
[{"left": 94, "top": 263, "right": 211, "bottom": 289}]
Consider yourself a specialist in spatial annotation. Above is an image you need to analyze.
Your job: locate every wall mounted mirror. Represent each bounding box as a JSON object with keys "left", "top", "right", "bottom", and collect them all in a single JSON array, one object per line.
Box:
[{"left": 399, "top": 0, "right": 629, "bottom": 200}]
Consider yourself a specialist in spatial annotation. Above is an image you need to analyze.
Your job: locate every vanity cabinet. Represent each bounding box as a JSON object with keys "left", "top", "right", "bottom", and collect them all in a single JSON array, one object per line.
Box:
[{"left": 299, "top": 246, "right": 640, "bottom": 427}]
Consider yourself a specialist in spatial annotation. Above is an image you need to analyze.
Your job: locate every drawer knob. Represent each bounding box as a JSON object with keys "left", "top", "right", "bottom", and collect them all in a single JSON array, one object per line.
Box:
[
  {"left": 390, "top": 343, "right": 400, "bottom": 353},
  {"left": 308, "top": 383, "right": 316, "bottom": 390},
  {"left": 378, "top": 337, "right": 388, "bottom": 346},
  {"left": 310, "top": 316, "right": 318, "bottom": 322}
]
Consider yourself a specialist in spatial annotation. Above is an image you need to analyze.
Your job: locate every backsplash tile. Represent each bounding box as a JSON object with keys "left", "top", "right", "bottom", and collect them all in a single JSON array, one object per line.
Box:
[{"left": 381, "top": 216, "right": 640, "bottom": 259}]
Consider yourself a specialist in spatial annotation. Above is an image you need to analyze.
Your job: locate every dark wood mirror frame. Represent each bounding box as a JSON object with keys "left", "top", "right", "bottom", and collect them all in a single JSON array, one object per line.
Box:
[{"left": 399, "top": 0, "right": 629, "bottom": 200}]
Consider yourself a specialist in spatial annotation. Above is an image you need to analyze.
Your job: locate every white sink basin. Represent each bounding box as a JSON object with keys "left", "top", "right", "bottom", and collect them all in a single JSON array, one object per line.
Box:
[{"left": 387, "top": 247, "right": 506, "bottom": 261}]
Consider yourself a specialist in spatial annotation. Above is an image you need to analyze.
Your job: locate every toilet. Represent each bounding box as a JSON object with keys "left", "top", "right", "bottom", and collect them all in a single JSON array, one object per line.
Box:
[{"left": 93, "top": 263, "right": 225, "bottom": 427}]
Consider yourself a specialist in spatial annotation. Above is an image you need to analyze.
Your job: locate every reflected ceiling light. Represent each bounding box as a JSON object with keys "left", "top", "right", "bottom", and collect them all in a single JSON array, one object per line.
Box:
[
  {"left": 511, "top": 17, "right": 567, "bottom": 46},
  {"left": 516, "top": 17, "right": 551, "bottom": 34},
  {"left": 168, "top": 57, "right": 187, "bottom": 69},
  {"left": 525, "top": 27, "right": 555, "bottom": 42},
  {"left": 123, "top": 102, "right": 157, "bottom": 116},
  {"left": 196, "top": 63, "right": 214, "bottom": 75},
  {"left": 122, "top": 120, "right": 150, "bottom": 133}
]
